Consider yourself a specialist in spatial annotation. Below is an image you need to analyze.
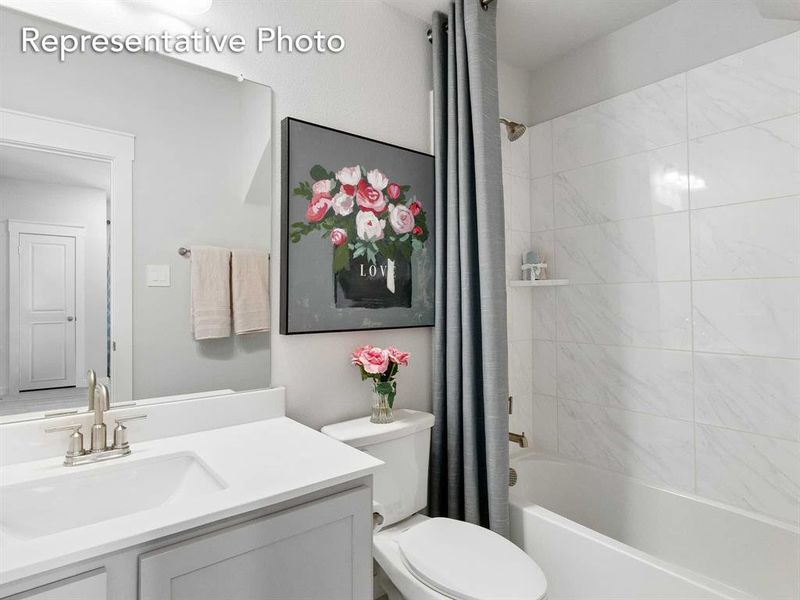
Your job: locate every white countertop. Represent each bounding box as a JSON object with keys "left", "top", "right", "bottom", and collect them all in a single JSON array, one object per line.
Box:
[{"left": 0, "top": 416, "right": 383, "bottom": 585}]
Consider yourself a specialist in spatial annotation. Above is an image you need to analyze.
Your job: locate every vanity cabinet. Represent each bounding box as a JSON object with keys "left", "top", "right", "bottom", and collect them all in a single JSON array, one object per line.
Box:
[
  {"left": 139, "top": 487, "right": 372, "bottom": 600},
  {"left": 5, "top": 569, "right": 107, "bottom": 600},
  {"left": 1, "top": 484, "right": 373, "bottom": 600}
]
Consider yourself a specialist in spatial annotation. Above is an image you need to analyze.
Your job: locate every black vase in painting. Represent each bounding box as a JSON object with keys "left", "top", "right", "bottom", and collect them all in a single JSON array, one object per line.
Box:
[{"left": 335, "top": 255, "right": 412, "bottom": 309}]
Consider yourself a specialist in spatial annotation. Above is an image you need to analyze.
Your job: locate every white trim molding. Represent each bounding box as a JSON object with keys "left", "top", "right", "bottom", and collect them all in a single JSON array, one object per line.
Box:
[{"left": 1, "top": 108, "right": 135, "bottom": 402}]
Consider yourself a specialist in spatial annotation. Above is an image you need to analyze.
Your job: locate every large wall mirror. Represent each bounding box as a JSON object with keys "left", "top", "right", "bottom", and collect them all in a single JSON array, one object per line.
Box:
[{"left": 0, "top": 8, "right": 272, "bottom": 422}]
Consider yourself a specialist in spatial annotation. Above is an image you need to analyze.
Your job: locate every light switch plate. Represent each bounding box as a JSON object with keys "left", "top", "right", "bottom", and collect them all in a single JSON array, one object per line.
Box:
[{"left": 146, "top": 265, "right": 171, "bottom": 287}]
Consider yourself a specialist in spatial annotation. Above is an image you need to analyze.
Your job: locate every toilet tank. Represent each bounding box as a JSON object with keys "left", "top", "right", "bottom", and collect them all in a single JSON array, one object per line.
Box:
[{"left": 321, "top": 410, "right": 435, "bottom": 528}]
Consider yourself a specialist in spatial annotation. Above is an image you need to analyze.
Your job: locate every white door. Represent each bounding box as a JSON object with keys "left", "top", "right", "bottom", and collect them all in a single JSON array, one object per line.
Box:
[{"left": 18, "top": 233, "right": 77, "bottom": 391}]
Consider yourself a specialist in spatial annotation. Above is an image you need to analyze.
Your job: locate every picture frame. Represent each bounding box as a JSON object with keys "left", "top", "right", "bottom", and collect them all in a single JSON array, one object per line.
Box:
[{"left": 280, "top": 118, "right": 435, "bottom": 335}]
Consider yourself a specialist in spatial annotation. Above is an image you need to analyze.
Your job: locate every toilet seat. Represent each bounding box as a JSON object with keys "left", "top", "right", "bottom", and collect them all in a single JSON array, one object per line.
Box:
[{"left": 395, "top": 518, "right": 547, "bottom": 600}]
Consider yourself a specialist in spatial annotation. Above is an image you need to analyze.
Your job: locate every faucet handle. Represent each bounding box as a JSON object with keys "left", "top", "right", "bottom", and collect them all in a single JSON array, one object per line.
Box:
[
  {"left": 112, "top": 414, "right": 147, "bottom": 450},
  {"left": 45, "top": 423, "right": 85, "bottom": 459}
]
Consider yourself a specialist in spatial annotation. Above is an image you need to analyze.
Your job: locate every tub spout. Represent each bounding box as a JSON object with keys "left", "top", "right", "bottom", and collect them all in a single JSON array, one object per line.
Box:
[{"left": 509, "top": 431, "right": 529, "bottom": 448}]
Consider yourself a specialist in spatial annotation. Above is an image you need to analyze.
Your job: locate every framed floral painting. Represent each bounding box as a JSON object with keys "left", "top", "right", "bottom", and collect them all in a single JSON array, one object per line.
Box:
[{"left": 280, "top": 118, "right": 435, "bottom": 334}]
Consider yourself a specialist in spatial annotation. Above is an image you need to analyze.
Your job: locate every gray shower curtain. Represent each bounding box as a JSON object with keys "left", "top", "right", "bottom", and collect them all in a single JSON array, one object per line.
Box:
[{"left": 428, "top": 0, "right": 509, "bottom": 536}]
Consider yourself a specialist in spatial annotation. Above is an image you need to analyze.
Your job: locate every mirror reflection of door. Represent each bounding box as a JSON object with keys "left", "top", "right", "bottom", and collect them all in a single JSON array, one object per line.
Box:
[
  {"left": 18, "top": 230, "right": 78, "bottom": 390},
  {"left": 1, "top": 146, "right": 111, "bottom": 415}
]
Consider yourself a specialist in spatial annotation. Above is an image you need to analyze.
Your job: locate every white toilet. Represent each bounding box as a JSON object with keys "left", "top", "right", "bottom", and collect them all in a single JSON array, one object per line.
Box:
[{"left": 322, "top": 409, "right": 548, "bottom": 600}]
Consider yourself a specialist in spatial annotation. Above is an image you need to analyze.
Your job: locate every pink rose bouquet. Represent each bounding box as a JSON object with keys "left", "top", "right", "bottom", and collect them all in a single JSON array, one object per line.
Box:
[
  {"left": 351, "top": 344, "right": 410, "bottom": 412},
  {"left": 290, "top": 164, "right": 430, "bottom": 275}
]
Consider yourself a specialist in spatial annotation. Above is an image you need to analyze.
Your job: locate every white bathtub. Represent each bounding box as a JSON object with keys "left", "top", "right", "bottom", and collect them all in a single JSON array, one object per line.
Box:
[{"left": 509, "top": 451, "right": 799, "bottom": 599}]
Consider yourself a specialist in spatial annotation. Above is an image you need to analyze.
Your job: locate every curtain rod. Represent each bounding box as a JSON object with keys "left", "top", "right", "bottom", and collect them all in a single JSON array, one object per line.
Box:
[{"left": 427, "top": 0, "right": 496, "bottom": 43}]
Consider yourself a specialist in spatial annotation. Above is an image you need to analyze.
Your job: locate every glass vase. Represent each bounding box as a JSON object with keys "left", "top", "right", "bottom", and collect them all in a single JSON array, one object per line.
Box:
[{"left": 371, "top": 380, "right": 396, "bottom": 424}]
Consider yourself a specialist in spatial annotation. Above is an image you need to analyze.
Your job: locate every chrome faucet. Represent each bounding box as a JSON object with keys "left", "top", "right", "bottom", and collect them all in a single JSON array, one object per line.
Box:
[{"left": 46, "top": 373, "right": 147, "bottom": 466}]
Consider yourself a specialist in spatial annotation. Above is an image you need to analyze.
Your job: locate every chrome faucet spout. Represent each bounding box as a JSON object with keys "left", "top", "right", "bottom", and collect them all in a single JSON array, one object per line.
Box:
[
  {"left": 86, "top": 369, "right": 97, "bottom": 411},
  {"left": 94, "top": 383, "right": 109, "bottom": 424}
]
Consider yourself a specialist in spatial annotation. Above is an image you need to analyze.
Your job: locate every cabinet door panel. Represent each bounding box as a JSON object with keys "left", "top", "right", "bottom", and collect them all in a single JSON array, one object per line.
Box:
[
  {"left": 139, "top": 487, "right": 372, "bottom": 600},
  {"left": 4, "top": 569, "right": 106, "bottom": 600}
]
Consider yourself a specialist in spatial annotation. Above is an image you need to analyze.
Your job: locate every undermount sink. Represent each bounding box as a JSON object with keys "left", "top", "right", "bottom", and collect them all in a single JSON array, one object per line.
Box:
[{"left": 0, "top": 453, "right": 226, "bottom": 540}]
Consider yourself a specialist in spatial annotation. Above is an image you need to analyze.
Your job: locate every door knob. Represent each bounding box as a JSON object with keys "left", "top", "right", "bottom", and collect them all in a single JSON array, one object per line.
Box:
[{"left": 67, "top": 316, "right": 75, "bottom": 322}]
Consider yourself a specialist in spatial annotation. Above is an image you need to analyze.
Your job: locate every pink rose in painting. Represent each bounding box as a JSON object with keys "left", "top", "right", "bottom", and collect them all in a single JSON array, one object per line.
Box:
[
  {"left": 409, "top": 201, "right": 422, "bottom": 216},
  {"left": 356, "top": 346, "right": 390, "bottom": 375},
  {"left": 366, "top": 169, "right": 389, "bottom": 191},
  {"left": 387, "top": 346, "right": 410, "bottom": 366},
  {"left": 356, "top": 210, "right": 385, "bottom": 241},
  {"left": 388, "top": 203, "right": 415, "bottom": 234},
  {"left": 336, "top": 166, "right": 361, "bottom": 187},
  {"left": 312, "top": 179, "right": 333, "bottom": 195},
  {"left": 306, "top": 193, "right": 331, "bottom": 223},
  {"left": 332, "top": 191, "right": 355, "bottom": 216},
  {"left": 357, "top": 180, "right": 387, "bottom": 214},
  {"left": 386, "top": 182, "right": 401, "bottom": 200},
  {"left": 330, "top": 228, "right": 348, "bottom": 247}
]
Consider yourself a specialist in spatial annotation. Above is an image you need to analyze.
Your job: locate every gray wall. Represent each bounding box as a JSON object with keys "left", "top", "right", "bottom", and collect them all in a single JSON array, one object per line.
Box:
[
  {"left": 0, "top": 9, "right": 271, "bottom": 399},
  {"left": 0, "top": 179, "right": 107, "bottom": 393},
  {"left": 2, "top": 1, "right": 434, "bottom": 428},
  {"left": 527, "top": 0, "right": 800, "bottom": 123}
]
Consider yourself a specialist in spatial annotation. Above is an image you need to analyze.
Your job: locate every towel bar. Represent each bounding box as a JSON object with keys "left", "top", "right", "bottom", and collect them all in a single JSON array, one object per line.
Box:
[{"left": 178, "top": 247, "right": 270, "bottom": 260}]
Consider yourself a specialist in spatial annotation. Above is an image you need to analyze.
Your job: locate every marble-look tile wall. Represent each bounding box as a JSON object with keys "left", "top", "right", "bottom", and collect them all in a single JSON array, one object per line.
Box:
[
  {"left": 502, "top": 118, "right": 535, "bottom": 437},
  {"left": 513, "top": 32, "right": 800, "bottom": 523}
]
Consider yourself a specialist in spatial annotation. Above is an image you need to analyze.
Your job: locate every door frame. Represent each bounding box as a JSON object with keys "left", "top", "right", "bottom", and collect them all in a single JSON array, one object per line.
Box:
[
  {"left": 8, "top": 221, "right": 86, "bottom": 394},
  {"left": 1, "top": 108, "right": 135, "bottom": 402}
]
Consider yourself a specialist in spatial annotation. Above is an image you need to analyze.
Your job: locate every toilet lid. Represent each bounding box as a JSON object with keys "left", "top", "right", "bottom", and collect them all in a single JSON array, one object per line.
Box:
[{"left": 396, "top": 518, "right": 547, "bottom": 600}]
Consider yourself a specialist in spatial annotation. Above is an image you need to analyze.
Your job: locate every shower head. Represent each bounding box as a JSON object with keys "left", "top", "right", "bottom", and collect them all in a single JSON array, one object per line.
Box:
[{"left": 500, "top": 118, "right": 527, "bottom": 142}]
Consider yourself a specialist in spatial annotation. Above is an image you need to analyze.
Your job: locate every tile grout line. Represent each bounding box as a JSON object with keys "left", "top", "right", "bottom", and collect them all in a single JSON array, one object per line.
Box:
[
  {"left": 687, "top": 108, "right": 800, "bottom": 142},
  {"left": 551, "top": 109, "right": 800, "bottom": 175},
  {"left": 687, "top": 192, "right": 800, "bottom": 214},
  {"left": 685, "top": 71, "right": 699, "bottom": 496},
  {"left": 528, "top": 130, "right": 537, "bottom": 444},
  {"left": 548, "top": 120, "right": 560, "bottom": 456},
  {"left": 536, "top": 337, "right": 800, "bottom": 362},
  {"left": 530, "top": 192, "right": 800, "bottom": 236},
  {"left": 553, "top": 139, "right": 687, "bottom": 178},
  {"left": 558, "top": 394, "right": 799, "bottom": 445},
  {"left": 531, "top": 276, "right": 800, "bottom": 285}
]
